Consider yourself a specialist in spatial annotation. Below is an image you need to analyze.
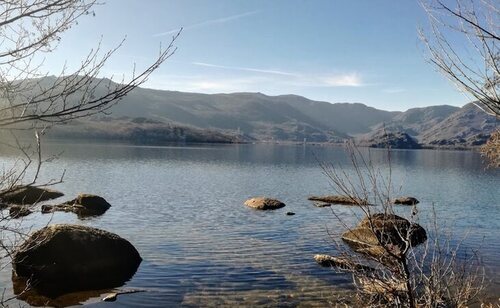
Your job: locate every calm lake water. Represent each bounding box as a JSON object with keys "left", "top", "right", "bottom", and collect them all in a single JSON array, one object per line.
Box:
[{"left": 1, "top": 142, "right": 499, "bottom": 307}]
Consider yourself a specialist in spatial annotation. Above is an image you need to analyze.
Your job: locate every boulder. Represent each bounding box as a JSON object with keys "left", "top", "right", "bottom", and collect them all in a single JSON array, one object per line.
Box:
[
  {"left": 0, "top": 185, "right": 63, "bottom": 205},
  {"left": 393, "top": 196, "right": 419, "bottom": 205},
  {"left": 308, "top": 195, "right": 369, "bottom": 206},
  {"left": 9, "top": 205, "right": 33, "bottom": 218},
  {"left": 12, "top": 224, "right": 141, "bottom": 297},
  {"left": 342, "top": 213, "right": 427, "bottom": 258},
  {"left": 244, "top": 197, "right": 285, "bottom": 210},
  {"left": 42, "top": 194, "right": 111, "bottom": 217}
]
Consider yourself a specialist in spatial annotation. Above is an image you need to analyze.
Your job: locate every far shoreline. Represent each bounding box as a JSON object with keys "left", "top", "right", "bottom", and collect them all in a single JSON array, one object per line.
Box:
[{"left": 41, "top": 136, "right": 483, "bottom": 152}]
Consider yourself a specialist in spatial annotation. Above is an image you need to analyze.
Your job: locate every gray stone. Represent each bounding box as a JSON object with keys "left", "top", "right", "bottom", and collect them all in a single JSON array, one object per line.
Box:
[
  {"left": 244, "top": 197, "right": 285, "bottom": 210},
  {"left": 0, "top": 185, "right": 63, "bottom": 205}
]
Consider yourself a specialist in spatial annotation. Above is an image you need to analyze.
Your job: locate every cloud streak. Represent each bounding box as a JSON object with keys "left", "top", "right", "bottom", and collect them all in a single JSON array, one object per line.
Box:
[
  {"left": 152, "top": 11, "right": 258, "bottom": 37},
  {"left": 191, "top": 61, "right": 365, "bottom": 87},
  {"left": 321, "top": 73, "right": 364, "bottom": 87},
  {"left": 382, "top": 88, "right": 405, "bottom": 94},
  {"left": 192, "top": 62, "right": 298, "bottom": 77}
]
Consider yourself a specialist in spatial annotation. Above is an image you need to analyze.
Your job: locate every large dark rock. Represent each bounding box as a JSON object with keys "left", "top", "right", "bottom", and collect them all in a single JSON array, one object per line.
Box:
[
  {"left": 0, "top": 185, "right": 63, "bottom": 205},
  {"left": 12, "top": 224, "right": 141, "bottom": 297},
  {"left": 342, "top": 213, "right": 427, "bottom": 258},
  {"left": 42, "top": 194, "right": 111, "bottom": 217},
  {"left": 244, "top": 197, "right": 286, "bottom": 210},
  {"left": 308, "top": 195, "right": 369, "bottom": 206}
]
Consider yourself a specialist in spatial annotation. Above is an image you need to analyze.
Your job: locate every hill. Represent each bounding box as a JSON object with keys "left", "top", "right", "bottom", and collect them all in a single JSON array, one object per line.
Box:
[
  {"left": 106, "top": 88, "right": 400, "bottom": 142},
  {"left": 4, "top": 77, "right": 497, "bottom": 147}
]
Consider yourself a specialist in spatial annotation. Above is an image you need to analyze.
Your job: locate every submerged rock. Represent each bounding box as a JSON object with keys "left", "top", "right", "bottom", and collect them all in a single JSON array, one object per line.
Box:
[
  {"left": 312, "top": 201, "right": 332, "bottom": 207},
  {"left": 9, "top": 205, "right": 33, "bottom": 218},
  {"left": 12, "top": 224, "right": 142, "bottom": 297},
  {"left": 42, "top": 194, "right": 111, "bottom": 217},
  {"left": 0, "top": 185, "right": 63, "bottom": 205},
  {"left": 102, "top": 293, "right": 118, "bottom": 302},
  {"left": 308, "top": 195, "right": 369, "bottom": 206},
  {"left": 341, "top": 213, "right": 427, "bottom": 258},
  {"left": 244, "top": 197, "right": 285, "bottom": 210},
  {"left": 392, "top": 196, "right": 419, "bottom": 205},
  {"left": 102, "top": 289, "right": 145, "bottom": 302},
  {"left": 314, "top": 254, "right": 376, "bottom": 272}
]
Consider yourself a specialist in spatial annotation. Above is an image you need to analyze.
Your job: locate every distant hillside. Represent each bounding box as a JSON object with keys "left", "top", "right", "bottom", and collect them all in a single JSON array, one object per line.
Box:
[
  {"left": 360, "top": 103, "right": 497, "bottom": 147},
  {"left": 5, "top": 77, "right": 497, "bottom": 147},
  {"left": 106, "top": 87, "right": 397, "bottom": 141},
  {"left": 370, "top": 105, "right": 460, "bottom": 136},
  {"left": 357, "top": 131, "right": 422, "bottom": 149},
  {"left": 49, "top": 117, "right": 249, "bottom": 144},
  {"left": 420, "top": 103, "right": 497, "bottom": 146}
]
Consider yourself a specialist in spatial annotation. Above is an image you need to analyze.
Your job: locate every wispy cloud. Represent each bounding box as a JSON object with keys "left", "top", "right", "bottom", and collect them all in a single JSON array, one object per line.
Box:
[
  {"left": 191, "top": 61, "right": 365, "bottom": 87},
  {"left": 321, "top": 73, "right": 363, "bottom": 87},
  {"left": 144, "top": 74, "right": 266, "bottom": 93},
  {"left": 382, "top": 88, "right": 405, "bottom": 94},
  {"left": 192, "top": 62, "right": 298, "bottom": 77},
  {"left": 152, "top": 11, "right": 258, "bottom": 37},
  {"left": 144, "top": 72, "right": 366, "bottom": 95}
]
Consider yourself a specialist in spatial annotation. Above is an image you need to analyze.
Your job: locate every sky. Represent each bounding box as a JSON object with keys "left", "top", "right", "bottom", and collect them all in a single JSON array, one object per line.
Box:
[{"left": 39, "top": 0, "right": 473, "bottom": 111}]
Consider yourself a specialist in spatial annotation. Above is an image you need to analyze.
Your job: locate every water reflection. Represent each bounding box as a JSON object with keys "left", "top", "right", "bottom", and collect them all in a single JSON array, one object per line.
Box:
[
  {"left": 12, "top": 274, "right": 112, "bottom": 307},
  {"left": 0, "top": 142, "right": 498, "bottom": 306}
]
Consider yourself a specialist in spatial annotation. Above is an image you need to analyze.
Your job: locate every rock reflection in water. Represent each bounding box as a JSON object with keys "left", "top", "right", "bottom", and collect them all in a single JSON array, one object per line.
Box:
[{"left": 12, "top": 273, "right": 110, "bottom": 307}]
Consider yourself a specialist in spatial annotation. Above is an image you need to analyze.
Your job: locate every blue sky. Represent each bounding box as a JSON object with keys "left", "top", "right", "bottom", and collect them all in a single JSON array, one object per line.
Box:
[{"left": 41, "top": 0, "right": 471, "bottom": 111}]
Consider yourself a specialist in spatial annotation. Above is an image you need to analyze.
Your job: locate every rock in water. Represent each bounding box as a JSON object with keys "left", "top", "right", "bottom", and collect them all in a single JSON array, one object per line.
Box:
[
  {"left": 102, "top": 293, "right": 118, "bottom": 302},
  {"left": 9, "top": 205, "right": 33, "bottom": 218},
  {"left": 42, "top": 194, "right": 111, "bottom": 217},
  {"left": 308, "top": 195, "right": 369, "bottom": 206},
  {"left": 392, "top": 196, "right": 419, "bottom": 205},
  {"left": 341, "top": 213, "right": 427, "bottom": 258},
  {"left": 12, "top": 224, "right": 141, "bottom": 297},
  {"left": 244, "top": 197, "right": 285, "bottom": 210},
  {"left": 312, "top": 201, "right": 332, "bottom": 207},
  {"left": 73, "top": 194, "right": 111, "bottom": 213},
  {"left": 314, "top": 254, "right": 375, "bottom": 272},
  {"left": 0, "top": 185, "right": 63, "bottom": 205}
]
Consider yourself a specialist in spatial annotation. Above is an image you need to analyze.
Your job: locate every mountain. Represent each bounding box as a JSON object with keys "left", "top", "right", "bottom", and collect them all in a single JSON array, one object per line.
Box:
[
  {"left": 370, "top": 105, "right": 460, "bottom": 136},
  {"left": 420, "top": 103, "right": 497, "bottom": 146},
  {"left": 49, "top": 116, "right": 248, "bottom": 144},
  {"left": 360, "top": 103, "right": 497, "bottom": 147},
  {"left": 105, "top": 88, "right": 398, "bottom": 141},
  {"left": 6, "top": 77, "right": 497, "bottom": 146}
]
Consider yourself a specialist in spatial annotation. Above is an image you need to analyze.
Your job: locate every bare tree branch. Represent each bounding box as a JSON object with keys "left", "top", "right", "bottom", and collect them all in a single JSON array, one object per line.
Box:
[{"left": 420, "top": 0, "right": 500, "bottom": 118}]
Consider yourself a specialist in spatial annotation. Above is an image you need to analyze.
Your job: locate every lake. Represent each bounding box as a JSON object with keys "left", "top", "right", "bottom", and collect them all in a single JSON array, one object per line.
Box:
[{"left": 1, "top": 142, "right": 499, "bottom": 307}]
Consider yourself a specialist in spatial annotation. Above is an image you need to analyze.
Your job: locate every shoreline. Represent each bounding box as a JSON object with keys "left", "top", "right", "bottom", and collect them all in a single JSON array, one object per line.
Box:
[{"left": 41, "top": 137, "right": 483, "bottom": 151}]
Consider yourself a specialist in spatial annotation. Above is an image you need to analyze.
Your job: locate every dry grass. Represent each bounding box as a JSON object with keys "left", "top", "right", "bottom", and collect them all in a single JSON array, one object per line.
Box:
[{"left": 481, "top": 130, "right": 500, "bottom": 168}]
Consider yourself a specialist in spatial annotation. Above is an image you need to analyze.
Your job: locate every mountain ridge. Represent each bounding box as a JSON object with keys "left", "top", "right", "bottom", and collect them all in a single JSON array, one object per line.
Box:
[{"left": 8, "top": 77, "right": 497, "bottom": 146}]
